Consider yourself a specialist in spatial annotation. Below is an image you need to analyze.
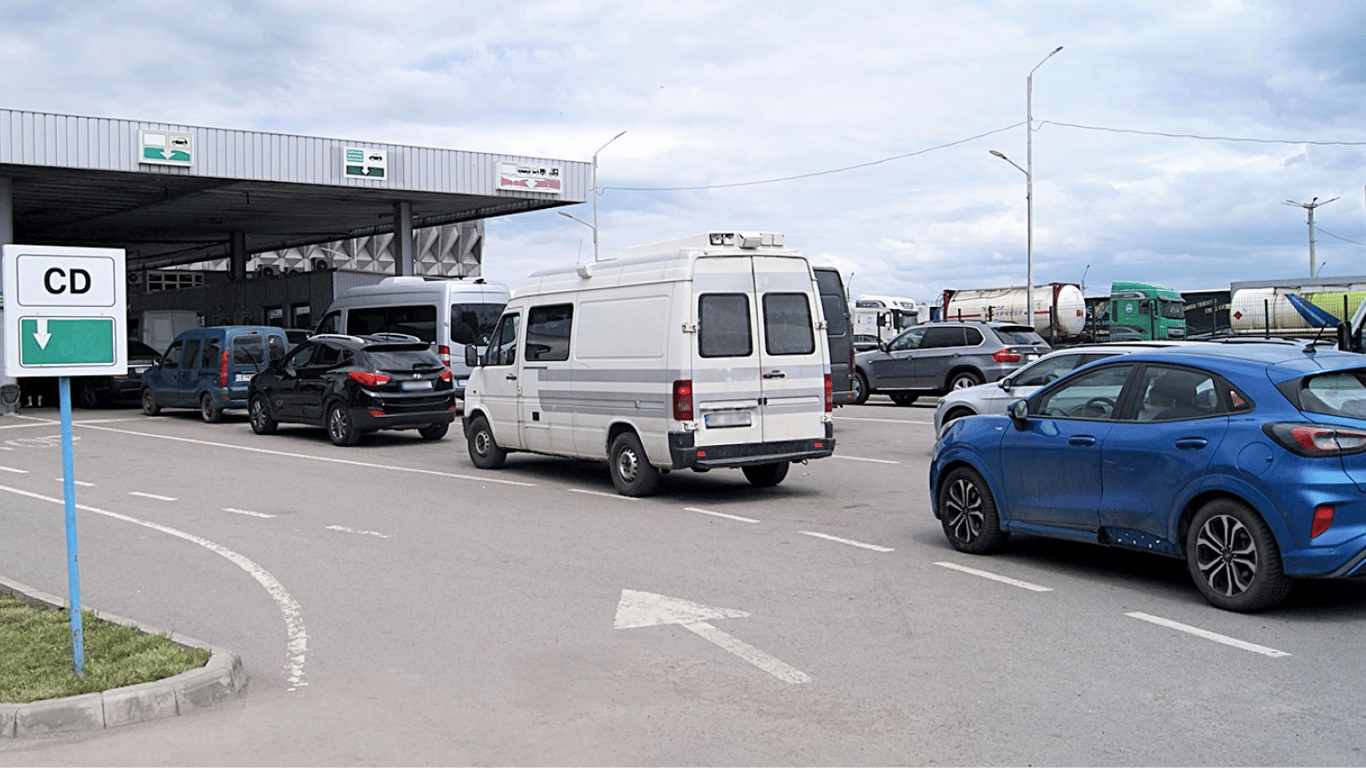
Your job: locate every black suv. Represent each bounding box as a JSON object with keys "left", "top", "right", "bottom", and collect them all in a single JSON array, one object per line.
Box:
[{"left": 247, "top": 333, "right": 456, "bottom": 446}]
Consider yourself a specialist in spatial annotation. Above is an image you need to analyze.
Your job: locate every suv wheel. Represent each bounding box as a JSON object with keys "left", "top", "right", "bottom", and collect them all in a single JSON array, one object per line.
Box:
[
  {"left": 418, "top": 423, "right": 449, "bottom": 440},
  {"left": 76, "top": 379, "right": 101, "bottom": 409},
  {"left": 141, "top": 389, "right": 161, "bottom": 416},
  {"left": 937, "top": 466, "right": 1008, "bottom": 554},
  {"left": 327, "top": 404, "right": 361, "bottom": 446},
  {"left": 889, "top": 393, "right": 918, "bottom": 406},
  {"left": 249, "top": 395, "right": 277, "bottom": 435},
  {"left": 851, "top": 371, "right": 870, "bottom": 405},
  {"left": 1186, "top": 499, "right": 1291, "bottom": 612},
  {"left": 948, "top": 371, "right": 983, "bottom": 391}
]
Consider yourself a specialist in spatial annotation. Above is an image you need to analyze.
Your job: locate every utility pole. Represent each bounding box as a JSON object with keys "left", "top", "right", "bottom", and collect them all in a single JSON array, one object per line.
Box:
[{"left": 1284, "top": 196, "right": 1338, "bottom": 279}]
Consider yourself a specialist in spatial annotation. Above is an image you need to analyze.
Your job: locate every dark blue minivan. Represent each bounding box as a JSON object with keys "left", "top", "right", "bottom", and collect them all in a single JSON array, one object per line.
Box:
[{"left": 141, "top": 326, "right": 289, "bottom": 422}]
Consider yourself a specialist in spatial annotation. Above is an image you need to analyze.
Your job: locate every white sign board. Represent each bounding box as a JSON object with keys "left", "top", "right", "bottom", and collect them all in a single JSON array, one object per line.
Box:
[
  {"left": 2, "top": 245, "right": 128, "bottom": 378},
  {"left": 497, "top": 163, "right": 562, "bottom": 194}
]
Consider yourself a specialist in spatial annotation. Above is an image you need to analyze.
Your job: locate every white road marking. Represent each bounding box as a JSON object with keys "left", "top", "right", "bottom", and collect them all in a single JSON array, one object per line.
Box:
[
  {"left": 71, "top": 422, "right": 537, "bottom": 487},
  {"left": 57, "top": 478, "right": 95, "bottom": 487},
  {"left": 223, "top": 507, "right": 276, "bottom": 519},
  {"left": 1126, "top": 612, "right": 1291, "bottom": 658},
  {"left": 0, "top": 466, "right": 28, "bottom": 474},
  {"left": 832, "top": 455, "right": 901, "bottom": 465},
  {"left": 835, "top": 416, "right": 934, "bottom": 426},
  {"left": 129, "top": 491, "right": 177, "bottom": 501},
  {"left": 615, "top": 589, "right": 810, "bottom": 684},
  {"left": 325, "top": 525, "right": 391, "bottom": 539},
  {"left": 684, "top": 506, "right": 760, "bottom": 523},
  {"left": 568, "top": 487, "right": 637, "bottom": 500},
  {"left": 0, "top": 483, "right": 309, "bottom": 690},
  {"left": 800, "top": 531, "right": 894, "bottom": 552},
  {"left": 935, "top": 561, "right": 1053, "bottom": 592}
]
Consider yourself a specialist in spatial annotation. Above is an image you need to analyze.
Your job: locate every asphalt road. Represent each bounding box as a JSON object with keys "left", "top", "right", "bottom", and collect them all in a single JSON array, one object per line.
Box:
[{"left": 1, "top": 399, "right": 1363, "bottom": 766}]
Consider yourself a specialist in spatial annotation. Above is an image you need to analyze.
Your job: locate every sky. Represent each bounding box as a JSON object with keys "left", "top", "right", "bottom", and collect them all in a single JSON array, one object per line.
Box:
[{"left": 3, "top": 0, "right": 1365, "bottom": 307}]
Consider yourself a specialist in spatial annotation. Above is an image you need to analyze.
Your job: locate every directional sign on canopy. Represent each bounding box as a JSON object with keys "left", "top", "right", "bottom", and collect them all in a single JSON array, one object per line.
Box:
[{"left": 2, "top": 245, "right": 128, "bottom": 378}]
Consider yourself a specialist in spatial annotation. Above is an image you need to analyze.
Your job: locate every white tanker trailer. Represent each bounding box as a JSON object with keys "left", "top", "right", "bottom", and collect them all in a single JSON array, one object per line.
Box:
[
  {"left": 939, "top": 283, "right": 1086, "bottom": 340},
  {"left": 1230, "top": 285, "right": 1366, "bottom": 336}
]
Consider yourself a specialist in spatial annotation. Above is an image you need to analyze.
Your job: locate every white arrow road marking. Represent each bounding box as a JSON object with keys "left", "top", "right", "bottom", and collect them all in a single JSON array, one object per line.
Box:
[
  {"left": 614, "top": 589, "right": 811, "bottom": 684},
  {"left": 34, "top": 318, "right": 51, "bottom": 349}
]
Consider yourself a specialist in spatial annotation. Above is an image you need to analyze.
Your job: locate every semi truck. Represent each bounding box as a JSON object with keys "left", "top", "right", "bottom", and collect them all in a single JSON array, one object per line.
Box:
[
  {"left": 852, "top": 295, "right": 921, "bottom": 345},
  {"left": 939, "top": 283, "right": 1086, "bottom": 342}
]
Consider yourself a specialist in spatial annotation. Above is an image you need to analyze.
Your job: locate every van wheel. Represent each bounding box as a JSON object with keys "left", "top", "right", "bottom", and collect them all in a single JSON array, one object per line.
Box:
[
  {"left": 851, "top": 371, "right": 870, "bottom": 405},
  {"left": 249, "top": 395, "right": 277, "bottom": 435},
  {"left": 610, "top": 432, "right": 659, "bottom": 497},
  {"left": 141, "top": 389, "right": 161, "bottom": 416},
  {"left": 419, "top": 423, "right": 449, "bottom": 440},
  {"left": 742, "top": 462, "right": 790, "bottom": 488},
  {"left": 76, "top": 379, "right": 101, "bottom": 409},
  {"left": 327, "top": 404, "right": 360, "bottom": 446},
  {"left": 200, "top": 393, "right": 223, "bottom": 424},
  {"left": 466, "top": 415, "right": 506, "bottom": 468}
]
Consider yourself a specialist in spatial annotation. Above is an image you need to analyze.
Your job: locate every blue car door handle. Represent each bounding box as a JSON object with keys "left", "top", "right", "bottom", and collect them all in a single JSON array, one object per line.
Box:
[
  {"left": 1067, "top": 435, "right": 1097, "bottom": 446},
  {"left": 1175, "top": 437, "right": 1209, "bottom": 450}
]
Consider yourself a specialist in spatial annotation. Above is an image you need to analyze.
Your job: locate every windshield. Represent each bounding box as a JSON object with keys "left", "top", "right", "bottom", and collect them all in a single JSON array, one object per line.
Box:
[
  {"left": 1160, "top": 298, "right": 1186, "bottom": 320},
  {"left": 451, "top": 303, "right": 506, "bottom": 346}
]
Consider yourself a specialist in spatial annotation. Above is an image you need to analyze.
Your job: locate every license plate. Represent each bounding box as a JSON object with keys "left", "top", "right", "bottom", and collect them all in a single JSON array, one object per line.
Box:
[
  {"left": 704, "top": 411, "right": 752, "bottom": 428},
  {"left": 401, "top": 380, "right": 434, "bottom": 391},
  {"left": 235, "top": 373, "right": 251, "bottom": 384}
]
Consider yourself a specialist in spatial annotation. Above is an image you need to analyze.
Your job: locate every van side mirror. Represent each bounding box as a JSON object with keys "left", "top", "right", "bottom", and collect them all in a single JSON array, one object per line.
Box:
[
  {"left": 1008, "top": 399, "right": 1030, "bottom": 429},
  {"left": 464, "top": 345, "right": 483, "bottom": 367}
]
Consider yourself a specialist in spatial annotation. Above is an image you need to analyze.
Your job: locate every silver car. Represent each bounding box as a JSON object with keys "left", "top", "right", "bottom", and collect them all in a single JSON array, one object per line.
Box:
[
  {"left": 932, "top": 341, "right": 1183, "bottom": 432},
  {"left": 851, "top": 321, "right": 1049, "bottom": 406}
]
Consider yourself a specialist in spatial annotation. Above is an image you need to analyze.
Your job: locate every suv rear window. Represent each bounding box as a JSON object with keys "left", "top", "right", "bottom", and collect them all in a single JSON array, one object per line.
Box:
[
  {"left": 995, "top": 326, "right": 1045, "bottom": 345},
  {"left": 1296, "top": 370, "right": 1366, "bottom": 419}
]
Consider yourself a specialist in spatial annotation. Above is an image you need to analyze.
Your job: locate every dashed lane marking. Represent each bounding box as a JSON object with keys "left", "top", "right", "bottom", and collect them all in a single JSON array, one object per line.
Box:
[
  {"left": 1126, "top": 612, "right": 1291, "bottom": 658},
  {"left": 684, "top": 506, "right": 760, "bottom": 524},
  {"left": 800, "top": 531, "right": 895, "bottom": 552},
  {"left": 224, "top": 507, "right": 276, "bottom": 519},
  {"left": 935, "top": 561, "right": 1053, "bottom": 592},
  {"left": 129, "top": 491, "right": 177, "bottom": 501}
]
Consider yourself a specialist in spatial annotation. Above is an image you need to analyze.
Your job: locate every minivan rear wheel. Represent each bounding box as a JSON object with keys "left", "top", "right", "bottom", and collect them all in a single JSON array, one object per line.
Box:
[
  {"left": 141, "top": 389, "right": 160, "bottom": 416},
  {"left": 609, "top": 432, "right": 659, "bottom": 497},
  {"left": 200, "top": 393, "right": 223, "bottom": 424}
]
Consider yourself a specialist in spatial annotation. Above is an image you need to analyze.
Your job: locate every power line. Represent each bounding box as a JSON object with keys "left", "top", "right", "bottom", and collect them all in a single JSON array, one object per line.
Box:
[
  {"left": 1039, "top": 120, "right": 1366, "bottom": 146},
  {"left": 1316, "top": 227, "right": 1366, "bottom": 247}
]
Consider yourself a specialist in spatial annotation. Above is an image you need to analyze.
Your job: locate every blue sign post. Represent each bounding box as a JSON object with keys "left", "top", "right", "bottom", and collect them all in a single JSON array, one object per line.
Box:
[{"left": 57, "top": 377, "right": 84, "bottom": 675}]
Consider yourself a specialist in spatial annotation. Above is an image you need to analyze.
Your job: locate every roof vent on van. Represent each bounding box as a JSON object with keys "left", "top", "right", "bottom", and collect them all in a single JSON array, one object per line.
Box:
[{"left": 576, "top": 263, "right": 594, "bottom": 279}]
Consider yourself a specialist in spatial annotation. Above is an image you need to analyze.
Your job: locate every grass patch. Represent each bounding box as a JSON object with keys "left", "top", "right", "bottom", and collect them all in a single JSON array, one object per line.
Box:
[{"left": 0, "top": 591, "right": 211, "bottom": 704}]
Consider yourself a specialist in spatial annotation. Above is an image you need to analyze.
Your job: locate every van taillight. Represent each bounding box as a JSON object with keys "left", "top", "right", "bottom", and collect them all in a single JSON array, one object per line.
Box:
[
  {"left": 673, "top": 380, "right": 694, "bottom": 421},
  {"left": 218, "top": 350, "right": 229, "bottom": 388},
  {"left": 824, "top": 374, "right": 833, "bottom": 412},
  {"left": 438, "top": 344, "right": 451, "bottom": 368}
]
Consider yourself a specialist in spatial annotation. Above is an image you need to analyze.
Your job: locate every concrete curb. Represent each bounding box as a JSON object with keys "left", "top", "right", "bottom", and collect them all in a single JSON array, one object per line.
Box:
[{"left": 0, "top": 576, "right": 247, "bottom": 738}]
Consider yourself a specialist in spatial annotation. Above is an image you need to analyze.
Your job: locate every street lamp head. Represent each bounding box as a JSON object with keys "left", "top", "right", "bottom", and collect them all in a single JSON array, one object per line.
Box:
[{"left": 989, "top": 150, "right": 1006, "bottom": 159}]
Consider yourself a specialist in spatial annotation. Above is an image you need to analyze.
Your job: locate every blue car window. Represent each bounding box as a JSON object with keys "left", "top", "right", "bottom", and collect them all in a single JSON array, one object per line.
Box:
[{"left": 1135, "top": 367, "right": 1221, "bottom": 422}]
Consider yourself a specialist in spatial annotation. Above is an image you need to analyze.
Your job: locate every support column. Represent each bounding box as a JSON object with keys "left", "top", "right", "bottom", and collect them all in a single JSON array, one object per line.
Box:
[
  {"left": 229, "top": 230, "right": 248, "bottom": 282},
  {"left": 393, "top": 200, "right": 414, "bottom": 276},
  {"left": 0, "top": 178, "right": 19, "bottom": 414}
]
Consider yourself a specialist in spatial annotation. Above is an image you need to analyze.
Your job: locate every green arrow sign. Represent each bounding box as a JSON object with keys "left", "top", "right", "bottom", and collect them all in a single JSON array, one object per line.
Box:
[{"left": 19, "top": 317, "right": 116, "bottom": 366}]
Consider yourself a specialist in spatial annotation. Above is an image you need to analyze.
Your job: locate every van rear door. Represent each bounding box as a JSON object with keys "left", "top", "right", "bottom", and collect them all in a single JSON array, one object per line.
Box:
[{"left": 690, "top": 254, "right": 826, "bottom": 449}]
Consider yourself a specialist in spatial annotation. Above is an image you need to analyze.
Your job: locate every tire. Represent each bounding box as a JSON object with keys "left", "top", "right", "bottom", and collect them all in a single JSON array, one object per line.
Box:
[
  {"left": 948, "top": 371, "right": 983, "bottom": 391},
  {"left": 249, "top": 395, "right": 277, "bottom": 435},
  {"left": 76, "top": 379, "right": 101, "bottom": 409},
  {"left": 1186, "top": 499, "right": 1291, "bottom": 612},
  {"left": 609, "top": 432, "right": 660, "bottom": 497},
  {"left": 141, "top": 389, "right": 161, "bottom": 416},
  {"left": 742, "top": 462, "right": 790, "bottom": 487},
  {"left": 327, "top": 404, "right": 361, "bottom": 446},
  {"left": 466, "top": 415, "right": 506, "bottom": 469},
  {"left": 851, "top": 371, "right": 870, "bottom": 405},
  {"left": 200, "top": 393, "right": 223, "bottom": 424},
  {"left": 890, "top": 393, "right": 919, "bottom": 407},
  {"left": 937, "top": 466, "right": 1009, "bottom": 554},
  {"left": 418, "top": 423, "right": 449, "bottom": 440}
]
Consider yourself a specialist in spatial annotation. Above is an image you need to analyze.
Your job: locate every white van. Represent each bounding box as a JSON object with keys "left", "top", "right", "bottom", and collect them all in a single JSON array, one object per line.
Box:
[
  {"left": 314, "top": 276, "right": 510, "bottom": 398},
  {"left": 462, "top": 231, "right": 835, "bottom": 496}
]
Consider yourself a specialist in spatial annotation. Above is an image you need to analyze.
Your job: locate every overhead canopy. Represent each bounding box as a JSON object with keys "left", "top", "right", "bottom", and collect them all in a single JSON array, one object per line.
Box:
[{"left": 0, "top": 108, "right": 590, "bottom": 271}]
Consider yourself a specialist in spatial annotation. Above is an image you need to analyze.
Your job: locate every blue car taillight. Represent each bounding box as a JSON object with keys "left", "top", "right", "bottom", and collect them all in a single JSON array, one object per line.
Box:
[{"left": 1263, "top": 422, "right": 1366, "bottom": 457}]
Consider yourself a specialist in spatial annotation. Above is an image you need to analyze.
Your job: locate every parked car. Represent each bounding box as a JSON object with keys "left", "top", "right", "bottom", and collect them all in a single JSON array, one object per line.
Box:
[
  {"left": 930, "top": 339, "right": 1366, "bottom": 612},
  {"left": 851, "top": 321, "right": 1049, "bottom": 405},
  {"left": 73, "top": 340, "right": 163, "bottom": 408},
  {"left": 853, "top": 334, "right": 881, "bottom": 352},
  {"left": 141, "top": 326, "right": 290, "bottom": 422},
  {"left": 248, "top": 333, "right": 456, "bottom": 446},
  {"left": 932, "top": 341, "right": 1184, "bottom": 432}
]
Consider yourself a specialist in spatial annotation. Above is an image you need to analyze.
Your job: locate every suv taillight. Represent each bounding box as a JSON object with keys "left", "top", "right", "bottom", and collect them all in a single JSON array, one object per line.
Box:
[
  {"left": 439, "top": 369, "right": 453, "bottom": 382},
  {"left": 1264, "top": 422, "right": 1366, "bottom": 457},
  {"left": 993, "top": 349, "right": 1022, "bottom": 363},
  {"left": 218, "top": 350, "right": 229, "bottom": 388},
  {"left": 673, "top": 379, "right": 693, "bottom": 421},
  {"left": 348, "top": 371, "right": 393, "bottom": 388}
]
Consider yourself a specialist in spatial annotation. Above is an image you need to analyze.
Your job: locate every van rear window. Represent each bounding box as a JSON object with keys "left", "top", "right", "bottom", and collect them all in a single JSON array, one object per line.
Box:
[
  {"left": 451, "top": 303, "right": 505, "bottom": 346},
  {"left": 763, "top": 293, "right": 815, "bottom": 356},
  {"left": 232, "top": 337, "right": 267, "bottom": 366},
  {"left": 699, "top": 294, "right": 753, "bottom": 358},
  {"left": 347, "top": 305, "right": 437, "bottom": 343}
]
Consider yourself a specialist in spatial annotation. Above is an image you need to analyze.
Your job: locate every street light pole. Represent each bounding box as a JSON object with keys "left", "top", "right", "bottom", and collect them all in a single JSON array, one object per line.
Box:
[
  {"left": 989, "top": 149, "right": 1027, "bottom": 323},
  {"left": 590, "top": 131, "right": 627, "bottom": 262},
  {"left": 1284, "top": 196, "right": 1338, "bottom": 279},
  {"left": 1025, "top": 46, "right": 1062, "bottom": 326}
]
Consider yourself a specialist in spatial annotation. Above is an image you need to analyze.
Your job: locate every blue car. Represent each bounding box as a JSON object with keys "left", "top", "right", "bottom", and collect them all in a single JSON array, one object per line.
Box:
[{"left": 930, "top": 339, "right": 1366, "bottom": 612}]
